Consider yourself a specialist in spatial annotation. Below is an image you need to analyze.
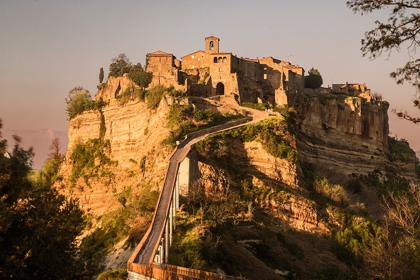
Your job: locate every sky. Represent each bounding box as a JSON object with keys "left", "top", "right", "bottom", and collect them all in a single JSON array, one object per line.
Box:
[{"left": 0, "top": 0, "right": 419, "bottom": 169}]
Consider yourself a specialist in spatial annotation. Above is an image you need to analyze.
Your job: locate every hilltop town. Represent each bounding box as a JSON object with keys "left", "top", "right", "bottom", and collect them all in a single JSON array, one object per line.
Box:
[{"left": 56, "top": 36, "right": 418, "bottom": 279}]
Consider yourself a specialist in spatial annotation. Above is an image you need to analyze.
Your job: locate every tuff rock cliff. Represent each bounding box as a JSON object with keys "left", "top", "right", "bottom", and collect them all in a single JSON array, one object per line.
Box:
[{"left": 57, "top": 75, "right": 419, "bottom": 277}]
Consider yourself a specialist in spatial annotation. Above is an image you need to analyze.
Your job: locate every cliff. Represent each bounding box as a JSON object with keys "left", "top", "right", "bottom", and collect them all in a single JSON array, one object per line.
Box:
[
  {"left": 57, "top": 76, "right": 174, "bottom": 216},
  {"left": 290, "top": 93, "right": 418, "bottom": 183}
]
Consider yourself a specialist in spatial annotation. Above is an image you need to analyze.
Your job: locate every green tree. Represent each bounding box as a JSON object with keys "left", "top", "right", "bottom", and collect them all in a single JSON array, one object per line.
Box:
[
  {"left": 99, "top": 67, "right": 104, "bottom": 84},
  {"left": 43, "top": 137, "right": 64, "bottom": 184},
  {"left": 108, "top": 53, "right": 132, "bottom": 78},
  {"left": 128, "top": 71, "right": 153, "bottom": 90},
  {"left": 304, "top": 67, "right": 323, "bottom": 89},
  {"left": 348, "top": 0, "right": 420, "bottom": 124},
  {"left": 0, "top": 119, "right": 86, "bottom": 279},
  {"left": 65, "top": 87, "right": 93, "bottom": 119}
]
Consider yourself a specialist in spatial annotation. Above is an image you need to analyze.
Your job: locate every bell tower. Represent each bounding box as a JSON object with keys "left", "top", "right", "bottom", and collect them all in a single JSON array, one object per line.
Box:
[{"left": 205, "top": 36, "right": 219, "bottom": 54}]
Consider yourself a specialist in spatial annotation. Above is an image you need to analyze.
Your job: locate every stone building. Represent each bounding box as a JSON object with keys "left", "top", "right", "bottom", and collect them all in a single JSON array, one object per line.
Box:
[{"left": 146, "top": 36, "right": 305, "bottom": 106}]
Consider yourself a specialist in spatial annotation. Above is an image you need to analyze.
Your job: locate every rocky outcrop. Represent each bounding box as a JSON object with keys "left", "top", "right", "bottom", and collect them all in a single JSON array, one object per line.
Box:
[
  {"left": 197, "top": 140, "right": 327, "bottom": 232},
  {"left": 58, "top": 77, "right": 174, "bottom": 216},
  {"left": 292, "top": 94, "right": 392, "bottom": 181}
]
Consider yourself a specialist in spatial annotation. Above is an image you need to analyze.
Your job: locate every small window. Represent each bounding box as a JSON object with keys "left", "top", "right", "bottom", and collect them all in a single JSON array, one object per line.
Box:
[
  {"left": 264, "top": 67, "right": 267, "bottom": 70},
  {"left": 197, "top": 57, "right": 200, "bottom": 61},
  {"left": 223, "top": 57, "right": 227, "bottom": 63},
  {"left": 167, "top": 57, "right": 170, "bottom": 61},
  {"left": 213, "top": 57, "right": 217, "bottom": 63},
  {"left": 192, "top": 66, "right": 195, "bottom": 69},
  {"left": 192, "top": 55, "right": 195, "bottom": 59},
  {"left": 218, "top": 57, "right": 222, "bottom": 63},
  {"left": 264, "top": 74, "right": 267, "bottom": 80},
  {"left": 210, "top": 41, "right": 214, "bottom": 50},
  {"left": 219, "top": 67, "right": 222, "bottom": 72}
]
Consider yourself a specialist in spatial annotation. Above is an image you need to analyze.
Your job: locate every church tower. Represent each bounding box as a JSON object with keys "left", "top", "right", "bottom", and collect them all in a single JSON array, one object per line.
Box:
[{"left": 205, "top": 36, "right": 219, "bottom": 54}]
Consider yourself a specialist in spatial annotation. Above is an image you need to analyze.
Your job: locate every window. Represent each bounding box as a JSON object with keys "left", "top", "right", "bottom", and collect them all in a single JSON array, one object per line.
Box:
[
  {"left": 192, "top": 66, "right": 195, "bottom": 69},
  {"left": 197, "top": 57, "right": 200, "bottom": 61},
  {"left": 219, "top": 67, "right": 222, "bottom": 72},
  {"left": 210, "top": 41, "right": 214, "bottom": 50},
  {"left": 264, "top": 74, "right": 267, "bottom": 80},
  {"left": 213, "top": 57, "right": 217, "bottom": 63},
  {"left": 192, "top": 55, "right": 195, "bottom": 59},
  {"left": 222, "top": 57, "right": 227, "bottom": 63},
  {"left": 218, "top": 57, "right": 222, "bottom": 63}
]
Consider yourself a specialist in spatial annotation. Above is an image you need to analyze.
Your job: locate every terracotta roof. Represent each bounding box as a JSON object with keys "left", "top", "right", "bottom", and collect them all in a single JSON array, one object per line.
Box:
[
  {"left": 181, "top": 50, "right": 205, "bottom": 58},
  {"left": 210, "top": 52, "right": 232, "bottom": 55},
  {"left": 205, "top": 36, "right": 220, "bottom": 40},
  {"left": 147, "top": 50, "right": 173, "bottom": 56}
]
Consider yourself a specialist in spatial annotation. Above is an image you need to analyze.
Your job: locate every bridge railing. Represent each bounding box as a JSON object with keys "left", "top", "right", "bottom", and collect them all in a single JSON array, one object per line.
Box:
[
  {"left": 128, "top": 117, "right": 253, "bottom": 279},
  {"left": 128, "top": 262, "right": 244, "bottom": 280}
]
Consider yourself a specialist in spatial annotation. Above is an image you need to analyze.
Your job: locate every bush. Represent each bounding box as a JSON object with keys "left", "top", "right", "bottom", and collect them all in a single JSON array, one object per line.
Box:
[
  {"left": 315, "top": 178, "right": 349, "bottom": 205},
  {"left": 193, "top": 109, "right": 215, "bottom": 123},
  {"left": 65, "top": 87, "right": 93, "bottom": 119},
  {"left": 128, "top": 71, "right": 153, "bottom": 89},
  {"left": 387, "top": 136, "right": 415, "bottom": 163},
  {"left": 65, "top": 87, "right": 107, "bottom": 119},
  {"left": 69, "top": 139, "right": 116, "bottom": 186},
  {"left": 241, "top": 102, "right": 268, "bottom": 111},
  {"left": 97, "top": 270, "right": 128, "bottom": 280},
  {"left": 146, "top": 85, "right": 167, "bottom": 109}
]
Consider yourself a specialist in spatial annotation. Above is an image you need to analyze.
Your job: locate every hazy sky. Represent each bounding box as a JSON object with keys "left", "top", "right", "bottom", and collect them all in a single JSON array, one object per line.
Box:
[{"left": 0, "top": 0, "right": 419, "bottom": 169}]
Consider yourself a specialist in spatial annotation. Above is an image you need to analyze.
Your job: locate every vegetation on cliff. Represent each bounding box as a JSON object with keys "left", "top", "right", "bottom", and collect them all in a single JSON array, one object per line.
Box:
[
  {"left": 65, "top": 87, "right": 106, "bottom": 119},
  {"left": 166, "top": 109, "right": 420, "bottom": 279},
  {"left": 79, "top": 184, "right": 158, "bottom": 277},
  {"left": 195, "top": 114, "right": 298, "bottom": 163},
  {"left": 163, "top": 102, "right": 244, "bottom": 147},
  {"left": 69, "top": 138, "right": 117, "bottom": 188}
]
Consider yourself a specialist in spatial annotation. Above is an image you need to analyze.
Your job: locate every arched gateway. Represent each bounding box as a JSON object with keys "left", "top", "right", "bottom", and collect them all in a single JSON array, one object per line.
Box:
[{"left": 216, "top": 82, "right": 224, "bottom": 95}]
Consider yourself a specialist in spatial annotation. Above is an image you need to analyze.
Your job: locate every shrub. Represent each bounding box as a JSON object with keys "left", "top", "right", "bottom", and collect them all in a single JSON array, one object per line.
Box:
[
  {"left": 65, "top": 87, "right": 93, "bottom": 119},
  {"left": 193, "top": 109, "right": 215, "bottom": 123},
  {"left": 315, "top": 178, "right": 349, "bottom": 205},
  {"left": 240, "top": 102, "right": 268, "bottom": 111},
  {"left": 69, "top": 139, "right": 116, "bottom": 186},
  {"left": 128, "top": 71, "right": 153, "bottom": 89},
  {"left": 146, "top": 85, "right": 166, "bottom": 109},
  {"left": 386, "top": 136, "right": 415, "bottom": 163},
  {"left": 97, "top": 270, "right": 128, "bottom": 280}
]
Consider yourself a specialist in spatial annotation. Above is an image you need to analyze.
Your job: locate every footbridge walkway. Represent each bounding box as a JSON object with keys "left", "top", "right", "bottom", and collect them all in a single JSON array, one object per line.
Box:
[{"left": 127, "top": 115, "right": 263, "bottom": 280}]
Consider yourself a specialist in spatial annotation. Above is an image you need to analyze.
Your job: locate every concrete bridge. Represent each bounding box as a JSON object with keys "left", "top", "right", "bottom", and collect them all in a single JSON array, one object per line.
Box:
[{"left": 127, "top": 116, "right": 257, "bottom": 280}]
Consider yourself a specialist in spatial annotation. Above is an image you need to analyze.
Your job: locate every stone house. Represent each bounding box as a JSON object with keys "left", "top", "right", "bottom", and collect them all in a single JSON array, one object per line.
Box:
[{"left": 145, "top": 36, "right": 305, "bottom": 106}]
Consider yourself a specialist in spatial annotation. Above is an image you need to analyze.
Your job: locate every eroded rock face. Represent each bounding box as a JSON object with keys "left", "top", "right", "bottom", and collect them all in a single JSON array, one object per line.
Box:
[
  {"left": 197, "top": 140, "right": 325, "bottom": 232},
  {"left": 292, "top": 94, "right": 392, "bottom": 180},
  {"left": 58, "top": 77, "right": 174, "bottom": 216}
]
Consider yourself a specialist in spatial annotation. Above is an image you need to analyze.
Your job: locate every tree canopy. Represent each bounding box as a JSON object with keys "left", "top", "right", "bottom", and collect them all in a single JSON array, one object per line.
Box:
[
  {"left": 99, "top": 67, "right": 104, "bottom": 84},
  {"left": 108, "top": 53, "right": 133, "bottom": 78},
  {"left": 65, "top": 87, "right": 93, "bottom": 119},
  {"left": 304, "top": 68, "right": 323, "bottom": 89},
  {"left": 0, "top": 119, "right": 86, "bottom": 279},
  {"left": 128, "top": 71, "right": 153, "bottom": 89},
  {"left": 347, "top": 0, "right": 420, "bottom": 123}
]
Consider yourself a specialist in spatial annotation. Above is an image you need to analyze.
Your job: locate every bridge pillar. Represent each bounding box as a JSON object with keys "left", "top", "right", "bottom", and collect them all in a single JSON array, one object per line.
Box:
[
  {"left": 165, "top": 221, "right": 169, "bottom": 263},
  {"left": 169, "top": 202, "right": 173, "bottom": 245}
]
